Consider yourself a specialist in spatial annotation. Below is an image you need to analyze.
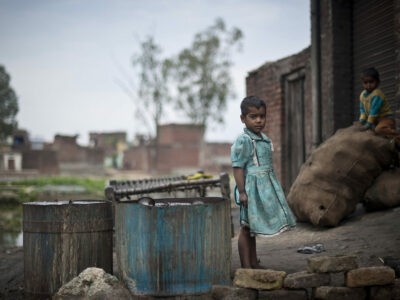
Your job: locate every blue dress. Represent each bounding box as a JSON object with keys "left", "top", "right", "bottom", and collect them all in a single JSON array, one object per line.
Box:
[{"left": 231, "top": 128, "right": 296, "bottom": 236}]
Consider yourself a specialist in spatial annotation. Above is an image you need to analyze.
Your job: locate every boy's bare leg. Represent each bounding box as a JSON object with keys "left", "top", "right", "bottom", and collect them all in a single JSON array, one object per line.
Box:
[
  {"left": 238, "top": 227, "right": 252, "bottom": 268},
  {"left": 375, "top": 118, "right": 397, "bottom": 137}
]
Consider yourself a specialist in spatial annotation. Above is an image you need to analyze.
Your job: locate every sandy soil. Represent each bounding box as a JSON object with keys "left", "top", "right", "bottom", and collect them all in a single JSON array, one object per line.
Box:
[{"left": 1, "top": 205, "right": 399, "bottom": 299}]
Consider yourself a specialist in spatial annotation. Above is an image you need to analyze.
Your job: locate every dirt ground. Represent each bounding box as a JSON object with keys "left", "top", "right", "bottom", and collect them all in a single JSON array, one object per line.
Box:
[{"left": 1, "top": 204, "right": 400, "bottom": 299}]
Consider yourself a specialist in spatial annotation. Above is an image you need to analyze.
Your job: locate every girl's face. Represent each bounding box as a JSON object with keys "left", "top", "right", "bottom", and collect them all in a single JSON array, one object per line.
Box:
[
  {"left": 362, "top": 76, "right": 379, "bottom": 93},
  {"left": 241, "top": 106, "right": 266, "bottom": 136}
]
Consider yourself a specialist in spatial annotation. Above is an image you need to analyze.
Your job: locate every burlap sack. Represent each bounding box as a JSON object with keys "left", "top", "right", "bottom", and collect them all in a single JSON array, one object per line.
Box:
[
  {"left": 363, "top": 168, "right": 400, "bottom": 211},
  {"left": 287, "top": 124, "right": 397, "bottom": 226}
]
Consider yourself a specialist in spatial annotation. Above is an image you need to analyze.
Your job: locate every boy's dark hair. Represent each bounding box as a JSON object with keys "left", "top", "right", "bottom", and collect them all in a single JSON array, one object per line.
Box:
[
  {"left": 361, "top": 67, "right": 380, "bottom": 81},
  {"left": 240, "top": 96, "right": 266, "bottom": 116}
]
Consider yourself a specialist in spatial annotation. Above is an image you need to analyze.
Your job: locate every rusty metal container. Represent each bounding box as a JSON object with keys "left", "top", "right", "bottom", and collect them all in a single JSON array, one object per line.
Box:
[
  {"left": 115, "top": 197, "right": 231, "bottom": 296},
  {"left": 23, "top": 200, "right": 113, "bottom": 299}
]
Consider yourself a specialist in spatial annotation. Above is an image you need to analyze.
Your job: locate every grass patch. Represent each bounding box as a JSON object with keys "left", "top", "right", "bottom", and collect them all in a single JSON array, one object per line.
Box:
[
  {"left": 9, "top": 177, "right": 107, "bottom": 194},
  {"left": 0, "top": 176, "right": 109, "bottom": 205},
  {"left": 0, "top": 203, "right": 22, "bottom": 231}
]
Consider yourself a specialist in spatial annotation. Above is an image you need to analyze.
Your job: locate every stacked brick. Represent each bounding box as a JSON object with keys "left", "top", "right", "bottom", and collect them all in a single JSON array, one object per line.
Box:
[{"left": 211, "top": 254, "right": 399, "bottom": 299}]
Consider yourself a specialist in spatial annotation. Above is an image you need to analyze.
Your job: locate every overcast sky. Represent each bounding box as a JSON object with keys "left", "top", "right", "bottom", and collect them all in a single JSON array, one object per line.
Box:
[{"left": 0, "top": 0, "right": 310, "bottom": 145}]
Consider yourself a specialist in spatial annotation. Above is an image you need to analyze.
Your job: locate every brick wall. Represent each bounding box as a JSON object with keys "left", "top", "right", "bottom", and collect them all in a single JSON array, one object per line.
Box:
[
  {"left": 156, "top": 144, "right": 201, "bottom": 174},
  {"left": 22, "top": 150, "right": 59, "bottom": 174},
  {"left": 158, "top": 124, "right": 205, "bottom": 145},
  {"left": 123, "top": 124, "right": 231, "bottom": 175},
  {"left": 204, "top": 143, "right": 232, "bottom": 173},
  {"left": 52, "top": 135, "right": 84, "bottom": 162},
  {"left": 246, "top": 47, "right": 311, "bottom": 185},
  {"left": 395, "top": 0, "right": 400, "bottom": 129},
  {"left": 123, "top": 145, "right": 149, "bottom": 171}
]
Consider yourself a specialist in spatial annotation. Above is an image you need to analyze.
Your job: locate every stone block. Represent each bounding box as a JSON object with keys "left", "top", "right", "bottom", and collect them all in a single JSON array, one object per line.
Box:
[
  {"left": 313, "top": 286, "right": 366, "bottom": 300},
  {"left": 258, "top": 289, "right": 308, "bottom": 300},
  {"left": 368, "top": 278, "right": 400, "bottom": 300},
  {"left": 284, "top": 271, "right": 330, "bottom": 289},
  {"left": 329, "top": 272, "right": 345, "bottom": 286},
  {"left": 210, "top": 285, "right": 257, "bottom": 300},
  {"left": 233, "top": 269, "right": 286, "bottom": 290},
  {"left": 307, "top": 255, "right": 358, "bottom": 273},
  {"left": 346, "top": 266, "right": 395, "bottom": 287}
]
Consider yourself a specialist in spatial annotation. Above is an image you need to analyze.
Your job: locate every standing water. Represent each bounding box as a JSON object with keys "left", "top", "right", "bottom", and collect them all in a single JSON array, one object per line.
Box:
[{"left": 0, "top": 203, "right": 23, "bottom": 247}]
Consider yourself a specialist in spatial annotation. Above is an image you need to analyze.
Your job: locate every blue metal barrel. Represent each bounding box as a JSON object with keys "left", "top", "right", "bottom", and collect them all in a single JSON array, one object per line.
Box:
[
  {"left": 115, "top": 197, "right": 231, "bottom": 296},
  {"left": 23, "top": 200, "right": 113, "bottom": 299}
]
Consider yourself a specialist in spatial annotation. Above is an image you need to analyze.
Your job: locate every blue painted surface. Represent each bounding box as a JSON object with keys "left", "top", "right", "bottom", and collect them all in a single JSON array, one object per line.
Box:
[{"left": 115, "top": 198, "right": 231, "bottom": 296}]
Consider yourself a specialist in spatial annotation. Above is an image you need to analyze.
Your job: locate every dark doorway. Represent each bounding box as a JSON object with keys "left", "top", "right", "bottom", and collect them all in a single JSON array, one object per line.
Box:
[
  {"left": 8, "top": 159, "right": 15, "bottom": 170},
  {"left": 283, "top": 69, "right": 306, "bottom": 193}
]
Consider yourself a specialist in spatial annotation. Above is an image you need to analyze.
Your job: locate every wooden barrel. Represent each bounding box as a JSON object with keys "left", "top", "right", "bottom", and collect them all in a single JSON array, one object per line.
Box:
[
  {"left": 115, "top": 197, "right": 231, "bottom": 296},
  {"left": 23, "top": 200, "right": 113, "bottom": 299}
]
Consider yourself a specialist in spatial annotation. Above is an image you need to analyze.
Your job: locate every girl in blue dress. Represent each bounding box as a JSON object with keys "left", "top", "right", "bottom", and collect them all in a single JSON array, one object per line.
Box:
[{"left": 231, "top": 96, "right": 296, "bottom": 268}]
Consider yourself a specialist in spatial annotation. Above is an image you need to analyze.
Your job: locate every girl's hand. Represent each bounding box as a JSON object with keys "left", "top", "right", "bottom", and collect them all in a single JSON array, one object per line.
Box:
[{"left": 239, "top": 192, "right": 248, "bottom": 208}]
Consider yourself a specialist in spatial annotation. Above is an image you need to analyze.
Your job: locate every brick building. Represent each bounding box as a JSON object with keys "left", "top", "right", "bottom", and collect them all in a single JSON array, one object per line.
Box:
[
  {"left": 246, "top": 47, "right": 312, "bottom": 192},
  {"left": 49, "top": 134, "right": 104, "bottom": 174},
  {"left": 4, "top": 129, "right": 60, "bottom": 174},
  {"left": 89, "top": 132, "right": 127, "bottom": 168},
  {"left": 123, "top": 124, "right": 231, "bottom": 174},
  {"left": 246, "top": 0, "right": 400, "bottom": 192}
]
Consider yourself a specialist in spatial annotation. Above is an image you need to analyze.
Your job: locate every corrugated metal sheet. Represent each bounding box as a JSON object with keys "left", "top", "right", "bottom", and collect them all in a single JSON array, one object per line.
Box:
[
  {"left": 353, "top": 0, "right": 396, "bottom": 118},
  {"left": 115, "top": 197, "right": 231, "bottom": 296}
]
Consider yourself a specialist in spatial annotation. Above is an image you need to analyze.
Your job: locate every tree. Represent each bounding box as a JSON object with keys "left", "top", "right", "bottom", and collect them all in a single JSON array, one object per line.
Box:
[
  {"left": 132, "top": 36, "right": 172, "bottom": 140},
  {"left": 173, "top": 18, "right": 243, "bottom": 127},
  {"left": 115, "top": 36, "right": 172, "bottom": 171},
  {"left": 0, "top": 65, "right": 19, "bottom": 142}
]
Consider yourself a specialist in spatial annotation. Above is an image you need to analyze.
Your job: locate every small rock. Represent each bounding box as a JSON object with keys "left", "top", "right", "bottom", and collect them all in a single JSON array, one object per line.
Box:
[
  {"left": 346, "top": 266, "right": 395, "bottom": 287},
  {"left": 307, "top": 255, "right": 358, "bottom": 273},
  {"left": 284, "top": 271, "right": 330, "bottom": 289},
  {"left": 313, "top": 286, "right": 366, "bottom": 300},
  {"left": 53, "top": 267, "right": 133, "bottom": 299},
  {"left": 233, "top": 268, "right": 286, "bottom": 290}
]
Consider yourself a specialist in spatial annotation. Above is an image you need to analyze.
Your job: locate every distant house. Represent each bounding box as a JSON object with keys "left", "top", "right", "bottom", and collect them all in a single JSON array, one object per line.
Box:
[
  {"left": 12, "top": 129, "right": 31, "bottom": 151},
  {"left": 89, "top": 132, "right": 127, "bottom": 169},
  {"left": 123, "top": 123, "right": 231, "bottom": 174},
  {"left": 8, "top": 129, "right": 59, "bottom": 174},
  {"left": 1, "top": 150, "right": 22, "bottom": 171},
  {"left": 50, "top": 134, "right": 104, "bottom": 174}
]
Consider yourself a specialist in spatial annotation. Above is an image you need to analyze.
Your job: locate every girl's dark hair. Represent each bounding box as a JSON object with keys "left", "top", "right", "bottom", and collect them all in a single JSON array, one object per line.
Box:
[
  {"left": 361, "top": 67, "right": 380, "bottom": 81},
  {"left": 240, "top": 96, "right": 266, "bottom": 116}
]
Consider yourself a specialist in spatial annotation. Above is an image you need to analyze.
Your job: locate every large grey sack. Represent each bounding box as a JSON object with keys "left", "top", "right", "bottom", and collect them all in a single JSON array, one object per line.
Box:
[
  {"left": 287, "top": 124, "right": 397, "bottom": 226},
  {"left": 363, "top": 168, "right": 400, "bottom": 211}
]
